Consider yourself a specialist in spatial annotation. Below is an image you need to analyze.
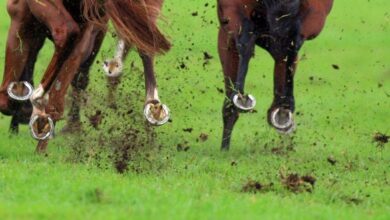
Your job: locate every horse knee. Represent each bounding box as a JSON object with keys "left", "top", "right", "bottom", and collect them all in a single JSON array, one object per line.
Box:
[
  {"left": 52, "top": 21, "right": 80, "bottom": 48},
  {"left": 7, "top": 0, "right": 26, "bottom": 18}
]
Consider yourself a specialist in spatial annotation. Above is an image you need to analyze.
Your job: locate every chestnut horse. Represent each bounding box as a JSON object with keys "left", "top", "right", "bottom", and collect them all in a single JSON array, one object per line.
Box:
[
  {"left": 0, "top": 0, "right": 104, "bottom": 135},
  {"left": 0, "top": 0, "right": 170, "bottom": 152},
  {"left": 102, "top": 0, "right": 170, "bottom": 126},
  {"left": 218, "top": 0, "right": 333, "bottom": 150}
]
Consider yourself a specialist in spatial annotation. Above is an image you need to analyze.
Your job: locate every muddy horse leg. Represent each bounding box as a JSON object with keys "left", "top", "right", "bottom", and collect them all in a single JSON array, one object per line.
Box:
[
  {"left": 62, "top": 30, "right": 106, "bottom": 133},
  {"left": 103, "top": 39, "right": 130, "bottom": 109},
  {"left": 140, "top": 53, "right": 170, "bottom": 126},
  {"left": 26, "top": 0, "right": 80, "bottom": 141},
  {"left": 33, "top": 24, "right": 103, "bottom": 152}
]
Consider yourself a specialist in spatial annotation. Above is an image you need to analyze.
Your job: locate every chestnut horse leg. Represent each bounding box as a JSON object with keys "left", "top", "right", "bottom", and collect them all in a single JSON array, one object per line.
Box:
[
  {"left": 27, "top": 0, "right": 80, "bottom": 107},
  {"left": 34, "top": 24, "right": 104, "bottom": 152},
  {"left": 0, "top": 0, "right": 42, "bottom": 115},
  {"left": 10, "top": 34, "right": 46, "bottom": 134},
  {"left": 25, "top": 0, "right": 80, "bottom": 140},
  {"left": 141, "top": 0, "right": 169, "bottom": 125},
  {"left": 140, "top": 53, "right": 170, "bottom": 126},
  {"left": 61, "top": 31, "right": 106, "bottom": 133}
]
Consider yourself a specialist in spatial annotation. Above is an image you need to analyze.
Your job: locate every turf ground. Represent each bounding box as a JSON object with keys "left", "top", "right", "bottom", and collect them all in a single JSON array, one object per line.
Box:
[{"left": 0, "top": 0, "right": 389, "bottom": 219}]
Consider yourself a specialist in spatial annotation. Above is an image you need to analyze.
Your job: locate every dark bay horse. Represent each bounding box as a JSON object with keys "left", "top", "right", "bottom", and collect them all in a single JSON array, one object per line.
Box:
[
  {"left": 218, "top": 0, "right": 333, "bottom": 150},
  {"left": 0, "top": 0, "right": 170, "bottom": 152}
]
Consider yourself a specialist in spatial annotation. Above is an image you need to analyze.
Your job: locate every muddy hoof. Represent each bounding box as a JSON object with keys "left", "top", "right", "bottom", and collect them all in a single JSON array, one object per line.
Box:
[
  {"left": 269, "top": 108, "right": 295, "bottom": 134},
  {"left": 232, "top": 93, "right": 256, "bottom": 111},
  {"left": 144, "top": 102, "right": 170, "bottom": 126},
  {"left": 103, "top": 58, "right": 123, "bottom": 78},
  {"left": 7, "top": 81, "right": 34, "bottom": 101},
  {"left": 29, "top": 115, "right": 55, "bottom": 140}
]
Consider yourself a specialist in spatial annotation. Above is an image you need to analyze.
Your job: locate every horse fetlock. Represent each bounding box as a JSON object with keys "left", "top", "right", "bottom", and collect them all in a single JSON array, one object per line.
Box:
[
  {"left": 144, "top": 101, "right": 170, "bottom": 126},
  {"left": 7, "top": 81, "right": 34, "bottom": 101},
  {"left": 30, "top": 85, "right": 48, "bottom": 108},
  {"left": 232, "top": 93, "right": 256, "bottom": 111}
]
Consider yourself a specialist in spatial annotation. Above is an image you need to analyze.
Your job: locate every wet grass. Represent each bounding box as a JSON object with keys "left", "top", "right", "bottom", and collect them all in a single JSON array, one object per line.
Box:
[{"left": 0, "top": 0, "right": 389, "bottom": 219}]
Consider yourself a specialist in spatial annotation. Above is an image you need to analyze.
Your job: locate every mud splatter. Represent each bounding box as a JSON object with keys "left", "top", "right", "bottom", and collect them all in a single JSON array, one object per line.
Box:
[
  {"left": 242, "top": 179, "right": 273, "bottom": 194},
  {"left": 373, "top": 132, "right": 389, "bottom": 147},
  {"left": 280, "top": 171, "right": 316, "bottom": 193}
]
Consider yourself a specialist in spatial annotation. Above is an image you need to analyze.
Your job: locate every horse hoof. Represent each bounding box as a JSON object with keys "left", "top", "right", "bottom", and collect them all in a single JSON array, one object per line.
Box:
[
  {"left": 270, "top": 108, "right": 295, "bottom": 134},
  {"left": 103, "top": 58, "right": 123, "bottom": 78},
  {"left": 29, "top": 115, "right": 55, "bottom": 140},
  {"left": 7, "top": 81, "right": 34, "bottom": 101},
  {"left": 144, "top": 102, "right": 170, "bottom": 126},
  {"left": 232, "top": 93, "right": 256, "bottom": 111}
]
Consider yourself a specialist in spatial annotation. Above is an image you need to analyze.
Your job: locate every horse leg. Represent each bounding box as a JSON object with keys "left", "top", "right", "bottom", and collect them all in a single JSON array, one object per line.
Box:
[
  {"left": 218, "top": 26, "right": 240, "bottom": 150},
  {"left": 10, "top": 33, "right": 46, "bottom": 134},
  {"left": 103, "top": 39, "right": 129, "bottom": 77},
  {"left": 231, "top": 18, "right": 258, "bottom": 111},
  {"left": 61, "top": 30, "right": 106, "bottom": 133},
  {"left": 268, "top": 31, "right": 303, "bottom": 134},
  {"left": 25, "top": 0, "right": 80, "bottom": 141},
  {"left": 32, "top": 24, "right": 103, "bottom": 152},
  {"left": 27, "top": 0, "right": 80, "bottom": 106},
  {"left": 0, "top": 0, "right": 38, "bottom": 115},
  {"left": 103, "top": 39, "right": 130, "bottom": 109},
  {"left": 141, "top": 53, "right": 170, "bottom": 126}
]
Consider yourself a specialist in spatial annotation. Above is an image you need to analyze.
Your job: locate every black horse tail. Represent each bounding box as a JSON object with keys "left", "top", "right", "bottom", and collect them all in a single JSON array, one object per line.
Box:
[{"left": 262, "top": 0, "right": 301, "bottom": 37}]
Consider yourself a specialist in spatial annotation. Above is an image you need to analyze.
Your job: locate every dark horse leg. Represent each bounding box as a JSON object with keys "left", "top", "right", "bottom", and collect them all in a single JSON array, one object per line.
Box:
[
  {"left": 36, "top": 24, "right": 105, "bottom": 152},
  {"left": 267, "top": 0, "right": 334, "bottom": 134},
  {"left": 61, "top": 31, "right": 105, "bottom": 134},
  {"left": 218, "top": 2, "right": 258, "bottom": 150}
]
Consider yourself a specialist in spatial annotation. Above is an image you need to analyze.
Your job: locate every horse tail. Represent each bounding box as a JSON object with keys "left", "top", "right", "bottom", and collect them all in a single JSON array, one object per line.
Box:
[
  {"left": 83, "top": 0, "right": 171, "bottom": 55},
  {"left": 262, "top": 0, "right": 301, "bottom": 37}
]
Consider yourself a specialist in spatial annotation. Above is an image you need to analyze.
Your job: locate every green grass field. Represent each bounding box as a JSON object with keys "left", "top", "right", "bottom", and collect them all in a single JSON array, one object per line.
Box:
[{"left": 0, "top": 0, "right": 389, "bottom": 219}]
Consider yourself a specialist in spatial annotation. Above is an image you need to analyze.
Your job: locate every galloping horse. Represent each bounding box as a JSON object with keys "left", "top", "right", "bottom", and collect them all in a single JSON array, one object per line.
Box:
[
  {"left": 0, "top": 0, "right": 170, "bottom": 152},
  {"left": 218, "top": 0, "right": 333, "bottom": 150}
]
